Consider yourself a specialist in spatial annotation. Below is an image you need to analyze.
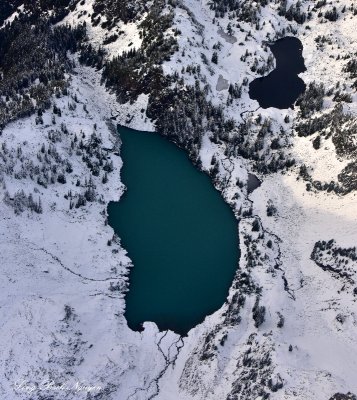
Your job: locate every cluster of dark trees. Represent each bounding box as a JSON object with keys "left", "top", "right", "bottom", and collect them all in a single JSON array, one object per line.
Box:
[
  {"left": 74, "top": 131, "right": 114, "bottom": 179},
  {"left": 298, "top": 158, "right": 357, "bottom": 195},
  {"left": 222, "top": 290, "right": 246, "bottom": 327},
  {"left": 329, "top": 393, "right": 357, "bottom": 400},
  {"left": 222, "top": 113, "right": 296, "bottom": 175},
  {"left": 279, "top": 0, "right": 307, "bottom": 24},
  {"left": 64, "top": 123, "right": 115, "bottom": 209},
  {"left": 92, "top": 0, "right": 147, "bottom": 27},
  {"left": 78, "top": 43, "right": 106, "bottom": 69},
  {"left": 0, "top": 0, "right": 80, "bottom": 27},
  {"left": 148, "top": 80, "right": 235, "bottom": 160},
  {"left": 253, "top": 54, "right": 275, "bottom": 75},
  {"left": 68, "top": 176, "right": 99, "bottom": 209},
  {"left": 313, "top": 0, "right": 327, "bottom": 10},
  {"left": 4, "top": 189, "right": 42, "bottom": 215},
  {"left": 1, "top": 129, "right": 73, "bottom": 190},
  {"left": 337, "top": 161, "right": 357, "bottom": 193},
  {"left": 333, "top": 116, "right": 357, "bottom": 159},
  {"left": 226, "top": 83, "right": 242, "bottom": 105},
  {"left": 296, "top": 103, "right": 344, "bottom": 138},
  {"left": 296, "top": 82, "right": 325, "bottom": 119},
  {"left": 295, "top": 76, "right": 355, "bottom": 140},
  {"left": 344, "top": 58, "right": 357, "bottom": 89},
  {"left": 314, "top": 34, "right": 334, "bottom": 50},
  {"left": 207, "top": 0, "right": 353, "bottom": 28},
  {"left": 0, "top": 11, "right": 86, "bottom": 131},
  {"left": 311, "top": 239, "right": 357, "bottom": 284},
  {"left": 208, "top": 0, "right": 270, "bottom": 20},
  {"left": 1, "top": 88, "right": 116, "bottom": 210},
  {"left": 294, "top": 75, "right": 357, "bottom": 195},
  {"left": 1, "top": 126, "right": 69, "bottom": 188},
  {"left": 94, "top": 1, "right": 178, "bottom": 105},
  {"left": 266, "top": 202, "right": 277, "bottom": 217},
  {"left": 243, "top": 221, "right": 271, "bottom": 273},
  {"left": 324, "top": 7, "right": 339, "bottom": 22},
  {"left": 228, "top": 332, "right": 278, "bottom": 400},
  {"left": 252, "top": 297, "right": 266, "bottom": 327}
]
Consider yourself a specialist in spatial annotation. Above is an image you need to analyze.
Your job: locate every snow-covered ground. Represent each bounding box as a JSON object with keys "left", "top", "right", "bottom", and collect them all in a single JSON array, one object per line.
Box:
[
  {"left": 1, "top": 0, "right": 357, "bottom": 399},
  {"left": 0, "top": 66, "right": 181, "bottom": 400}
]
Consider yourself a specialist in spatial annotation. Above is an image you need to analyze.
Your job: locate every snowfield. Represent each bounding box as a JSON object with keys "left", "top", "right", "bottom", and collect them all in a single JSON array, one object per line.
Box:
[
  {"left": 0, "top": 68, "right": 179, "bottom": 400},
  {"left": 1, "top": 0, "right": 357, "bottom": 399}
]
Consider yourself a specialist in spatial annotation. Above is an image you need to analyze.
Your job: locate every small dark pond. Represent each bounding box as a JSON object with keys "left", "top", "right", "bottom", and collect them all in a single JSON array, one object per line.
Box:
[
  {"left": 249, "top": 36, "right": 306, "bottom": 109},
  {"left": 247, "top": 173, "right": 261, "bottom": 194},
  {"left": 108, "top": 126, "right": 239, "bottom": 336}
]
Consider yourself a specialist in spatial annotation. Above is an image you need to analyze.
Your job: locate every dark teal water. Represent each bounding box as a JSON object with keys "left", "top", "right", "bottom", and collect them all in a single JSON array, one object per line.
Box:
[
  {"left": 108, "top": 126, "right": 239, "bottom": 336},
  {"left": 249, "top": 36, "right": 306, "bottom": 109}
]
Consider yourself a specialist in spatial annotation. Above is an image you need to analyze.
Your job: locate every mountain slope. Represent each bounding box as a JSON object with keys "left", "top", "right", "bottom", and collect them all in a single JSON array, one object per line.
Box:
[{"left": 0, "top": 0, "right": 357, "bottom": 399}]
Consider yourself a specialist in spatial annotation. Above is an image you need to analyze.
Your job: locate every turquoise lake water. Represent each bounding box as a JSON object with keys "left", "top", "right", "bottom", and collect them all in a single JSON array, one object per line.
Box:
[{"left": 108, "top": 126, "right": 239, "bottom": 336}]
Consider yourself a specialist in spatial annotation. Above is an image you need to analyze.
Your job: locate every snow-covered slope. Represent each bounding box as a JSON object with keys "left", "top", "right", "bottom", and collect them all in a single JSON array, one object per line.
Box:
[
  {"left": 1, "top": 0, "right": 357, "bottom": 399},
  {"left": 0, "top": 67, "right": 182, "bottom": 400}
]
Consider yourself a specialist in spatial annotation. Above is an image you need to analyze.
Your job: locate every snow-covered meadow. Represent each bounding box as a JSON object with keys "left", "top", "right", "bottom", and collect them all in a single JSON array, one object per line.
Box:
[{"left": 0, "top": 0, "right": 356, "bottom": 399}]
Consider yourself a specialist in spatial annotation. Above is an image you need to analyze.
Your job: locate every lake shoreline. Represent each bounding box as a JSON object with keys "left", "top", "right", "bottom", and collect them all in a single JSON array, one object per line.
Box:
[{"left": 109, "top": 126, "right": 240, "bottom": 336}]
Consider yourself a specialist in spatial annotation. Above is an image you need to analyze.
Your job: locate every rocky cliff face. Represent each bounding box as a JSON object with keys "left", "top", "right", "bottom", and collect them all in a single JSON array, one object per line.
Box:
[{"left": 0, "top": 0, "right": 357, "bottom": 399}]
